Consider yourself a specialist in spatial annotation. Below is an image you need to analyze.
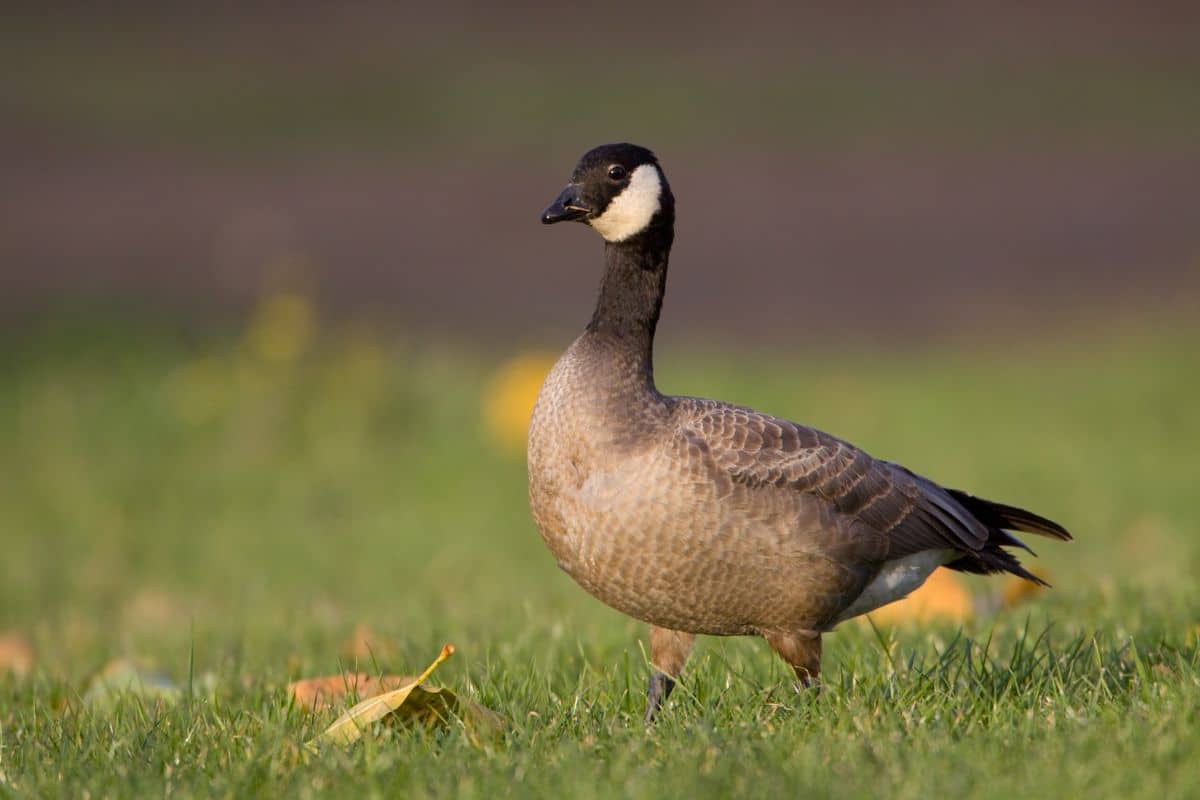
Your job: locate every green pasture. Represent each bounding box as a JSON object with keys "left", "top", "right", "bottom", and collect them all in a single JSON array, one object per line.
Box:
[{"left": 1, "top": 314, "right": 1197, "bottom": 797}]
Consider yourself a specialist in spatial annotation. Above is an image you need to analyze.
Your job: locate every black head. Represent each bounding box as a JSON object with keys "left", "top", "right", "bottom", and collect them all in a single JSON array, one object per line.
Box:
[{"left": 541, "top": 143, "right": 674, "bottom": 242}]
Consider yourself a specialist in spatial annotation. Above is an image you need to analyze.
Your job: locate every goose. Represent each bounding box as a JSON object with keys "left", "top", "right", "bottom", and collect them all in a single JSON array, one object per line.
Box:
[{"left": 527, "top": 143, "right": 1072, "bottom": 722}]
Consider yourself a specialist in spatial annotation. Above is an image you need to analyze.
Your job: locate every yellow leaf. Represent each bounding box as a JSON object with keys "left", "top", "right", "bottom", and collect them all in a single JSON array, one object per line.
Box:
[
  {"left": 389, "top": 683, "right": 507, "bottom": 745},
  {"left": 309, "top": 644, "right": 503, "bottom": 748}
]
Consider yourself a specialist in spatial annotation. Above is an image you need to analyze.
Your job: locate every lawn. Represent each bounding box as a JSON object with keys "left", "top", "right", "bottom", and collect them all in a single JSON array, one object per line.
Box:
[{"left": 1, "top": 308, "right": 1197, "bottom": 798}]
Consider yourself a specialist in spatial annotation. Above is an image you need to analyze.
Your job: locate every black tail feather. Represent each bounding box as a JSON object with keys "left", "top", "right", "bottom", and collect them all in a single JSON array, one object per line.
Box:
[
  {"left": 943, "top": 489, "right": 1071, "bottom": 584},
  {"left": 991, "top": 527, "right": 1036, "bottom": 555},
  {"left": 946, "top": 489, "right": 1072, "bottom": 541},
  {"left": 946, "top": 548, "right": 1051, "bottom": 587}
]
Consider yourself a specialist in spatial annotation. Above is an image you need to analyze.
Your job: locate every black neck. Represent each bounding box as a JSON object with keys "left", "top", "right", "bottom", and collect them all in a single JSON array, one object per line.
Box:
[{"left": 585, "top": 222, "right": 673, "bottom": 369}]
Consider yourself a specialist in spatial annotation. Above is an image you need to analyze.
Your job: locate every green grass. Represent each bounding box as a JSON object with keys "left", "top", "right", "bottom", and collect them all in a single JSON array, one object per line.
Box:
[{"left": 1, "top": 316, "right": 1198, "bottom": 797}]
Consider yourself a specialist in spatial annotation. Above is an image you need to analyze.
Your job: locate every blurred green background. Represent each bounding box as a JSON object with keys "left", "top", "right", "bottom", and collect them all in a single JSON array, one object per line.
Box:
[{"left": 1, "top": 4, "right": 1198, "bottom": 796}]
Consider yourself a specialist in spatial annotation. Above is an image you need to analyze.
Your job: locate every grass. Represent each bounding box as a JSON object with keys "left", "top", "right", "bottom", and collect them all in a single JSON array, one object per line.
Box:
[{"left": 1, "top": 311, "right": 1198, "bottom": 797}]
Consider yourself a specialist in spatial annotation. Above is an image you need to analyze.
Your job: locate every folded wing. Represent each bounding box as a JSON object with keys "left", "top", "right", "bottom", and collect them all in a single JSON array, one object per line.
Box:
[{"left": 681, "top": 399, "right": 1071, "bottom": 584}]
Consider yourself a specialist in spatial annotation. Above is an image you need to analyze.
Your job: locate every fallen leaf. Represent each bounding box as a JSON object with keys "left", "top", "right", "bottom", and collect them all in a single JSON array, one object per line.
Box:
[
  {"left": 313, "top": 644, "right": 452, "bottom": 746},
  {"left": 311, "top": 644, "right": 505, "bottom": 748},
  {"left": 289, "top": 673, "right": 414, "bottom": 711},
  {"left": 865, "top": 569, "right": 974, "bottom": 627},
  {"left": 0, "top": 632, "right": 34, "bottom": 677},
  {"left": 392, "top": 684, "right": 507, "bottom": 745},
  {"left": 83, "top": 659, "right": 180, "bottom": 707}
]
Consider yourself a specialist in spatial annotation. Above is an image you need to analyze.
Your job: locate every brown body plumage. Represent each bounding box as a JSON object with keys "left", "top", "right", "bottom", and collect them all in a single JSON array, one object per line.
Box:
[{"left": 529, "top": 143, "right": 1072, "bottom": 721}]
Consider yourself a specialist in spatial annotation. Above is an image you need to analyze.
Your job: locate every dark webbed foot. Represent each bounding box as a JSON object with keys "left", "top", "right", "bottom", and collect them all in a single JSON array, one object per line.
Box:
[
  {"left": 764, "top": 629, "right": 823, "bottom": 695},
  {"left": 645, "top": 671, "right": 676, "bottom": 724},
  {"left": 644, "top": 626, "right": 695, "bottom": 723},
  {"left": 795, "top": 672, "right": 820, "bottom": 693}
]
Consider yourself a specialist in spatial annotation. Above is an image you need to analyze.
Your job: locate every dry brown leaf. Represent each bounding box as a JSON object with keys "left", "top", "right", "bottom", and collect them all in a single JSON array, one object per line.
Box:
[
  {"left": 289, "top": 673, "right": 414, "bottom": 711},
  {"left": 0, "top": 632, "right": 34, "bottom": 677},
  {"left": 310, "top": 644, "right": 505, "bottom": 748}
]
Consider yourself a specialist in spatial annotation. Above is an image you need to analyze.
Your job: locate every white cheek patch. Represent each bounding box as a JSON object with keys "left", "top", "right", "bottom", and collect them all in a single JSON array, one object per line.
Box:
[{"left": 588, "top": 164, "right": 662, "bottom": 242}]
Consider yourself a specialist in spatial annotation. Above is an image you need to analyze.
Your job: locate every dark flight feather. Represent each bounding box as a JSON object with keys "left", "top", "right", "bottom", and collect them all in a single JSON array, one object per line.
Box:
[{"left": 685, "top": 401, "right": 1071, "bottom": 586}]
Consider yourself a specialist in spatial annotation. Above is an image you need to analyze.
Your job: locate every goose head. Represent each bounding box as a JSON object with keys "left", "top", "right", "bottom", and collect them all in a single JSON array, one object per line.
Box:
[{"left": 541, "top": 143, "right": 674, "bottom": 243}]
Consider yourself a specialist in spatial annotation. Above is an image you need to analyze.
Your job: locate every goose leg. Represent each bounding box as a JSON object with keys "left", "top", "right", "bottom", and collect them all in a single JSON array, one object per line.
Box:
[
  {"left": 764, "top": 629, "right": 822, "bottom": 691},
  {"left": 645, "top": 626, "right": 695, "bottom": 723}
]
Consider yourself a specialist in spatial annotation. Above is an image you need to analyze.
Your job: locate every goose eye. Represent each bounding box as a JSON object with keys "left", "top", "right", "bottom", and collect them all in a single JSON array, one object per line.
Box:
[{"left": 607, "top": 165, "right": 627, "bottom": 181}]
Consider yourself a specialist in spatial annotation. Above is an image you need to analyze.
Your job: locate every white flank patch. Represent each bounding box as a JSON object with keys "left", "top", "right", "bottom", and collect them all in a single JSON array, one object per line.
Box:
[
  {"left": 589, "top": 164, "right": 662, "bottom": 242},
  {"left": 832, "top": 549, "right": 956, "bottom": 625}
]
